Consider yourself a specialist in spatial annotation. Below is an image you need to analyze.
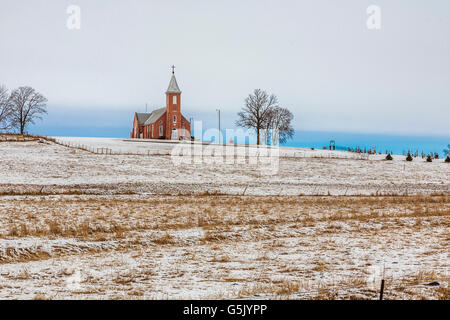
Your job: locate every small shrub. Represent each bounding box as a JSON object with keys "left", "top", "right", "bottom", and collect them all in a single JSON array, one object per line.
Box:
[
  {"left": 426, "top": 155, "right": 432, "bottom": 162},
  {"left": 385, "top": 153, "right": 393, "bottom": 160},
  {"left": 445, "top": 156, "right": 450, "bottom": 163},
  {"left": 406, "top": 153, "right": 413, "bottom": 161}
]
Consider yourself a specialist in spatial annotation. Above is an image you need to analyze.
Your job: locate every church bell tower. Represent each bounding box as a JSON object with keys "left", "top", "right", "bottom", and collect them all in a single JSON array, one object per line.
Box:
[{"left": 166, "top": 65, "right": 182, "bottom": 139}]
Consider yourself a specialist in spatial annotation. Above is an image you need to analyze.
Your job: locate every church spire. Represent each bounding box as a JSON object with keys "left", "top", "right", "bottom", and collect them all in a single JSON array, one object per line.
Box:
[{"left": 166, "top": 66, "right": 181, "bottom": 93}]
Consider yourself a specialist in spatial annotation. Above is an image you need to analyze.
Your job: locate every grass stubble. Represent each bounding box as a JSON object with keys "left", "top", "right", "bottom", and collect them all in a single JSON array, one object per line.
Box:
[{"left": 0, "top": 194, "right": 448, "bottom": 300}]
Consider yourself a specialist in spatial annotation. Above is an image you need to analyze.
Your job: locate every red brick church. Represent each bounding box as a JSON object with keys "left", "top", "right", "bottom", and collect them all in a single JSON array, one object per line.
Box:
[{"left": 130, "top": 67, "right": 191, "bottom": 140}]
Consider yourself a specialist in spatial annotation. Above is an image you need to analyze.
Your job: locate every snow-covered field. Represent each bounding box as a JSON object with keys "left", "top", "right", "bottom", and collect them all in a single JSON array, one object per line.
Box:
[
  {"left": 52, "top": 136, "right": 373, "bottom": 159},
  {"left": 0, "top": 194, "right": 448, "bottom": 300},
  {"left": 1, "top": 137, "right": 448, "bottom": 196},
  {"left": 0, "top": 138, "right": 448, "bottom": 299}
]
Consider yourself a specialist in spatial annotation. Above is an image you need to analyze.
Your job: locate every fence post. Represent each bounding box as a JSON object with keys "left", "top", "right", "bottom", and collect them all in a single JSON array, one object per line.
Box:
[{"left": 379, "top": 279, "right": 385, "bottom": 300}]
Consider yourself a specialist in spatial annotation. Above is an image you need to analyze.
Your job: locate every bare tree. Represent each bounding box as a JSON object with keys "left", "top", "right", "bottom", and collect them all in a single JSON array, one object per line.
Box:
[
  {"left": 236, "top": 89, "right": 278, "bottom": 145},
  {"left": 264, "top": 106, "right": 294, "bottom": 145},
  {"left": 0, "top": 85, "right": 12, "bottom": 131},
  {"left": 9, "top": 86, "right": 47, "bottom": 135}
]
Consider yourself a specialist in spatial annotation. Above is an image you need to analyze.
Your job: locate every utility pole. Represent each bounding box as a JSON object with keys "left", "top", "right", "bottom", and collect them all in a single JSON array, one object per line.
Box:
[
  {"left": 145, "top": 103, "right": 148, "bottom": 113},
  {"left": 189, "top": 117, "right": 193, "bottom": 139},
  {"left": 216, "top": 108, "right": 221, "bottom": 144}
]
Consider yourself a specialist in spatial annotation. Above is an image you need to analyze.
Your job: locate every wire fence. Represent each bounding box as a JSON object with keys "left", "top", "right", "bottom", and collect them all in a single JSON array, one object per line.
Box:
[
  {"left": 52, "top": 138, "right": 171, "bottom": 156},
  {"left": 51, "top": 138, "right": 373, "bottom": 160}
]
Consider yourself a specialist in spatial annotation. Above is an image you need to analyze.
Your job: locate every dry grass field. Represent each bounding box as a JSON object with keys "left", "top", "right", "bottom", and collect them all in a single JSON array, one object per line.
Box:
[
  {"left": 0, "top": 194, "right": 448, "bottom": 300},
  {"left": 0, "top": 138, "right": 448, "bottom": 299}
]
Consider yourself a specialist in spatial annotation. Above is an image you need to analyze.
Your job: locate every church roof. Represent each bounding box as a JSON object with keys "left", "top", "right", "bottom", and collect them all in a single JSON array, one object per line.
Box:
[
  {"left": 143, "top": 107, "right": 166, "bottom": 125},
  {"left": 135, "top": 107, "right": 166, "bottom": 126},
  {"left": 166, "top": 74, "right": 181, "bottom": 94},
  {"left": 135, "top": 113, "right": 151, "bottom": 125}
]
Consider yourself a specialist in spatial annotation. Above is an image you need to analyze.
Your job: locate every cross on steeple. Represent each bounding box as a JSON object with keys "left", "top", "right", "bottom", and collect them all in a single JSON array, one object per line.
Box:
[{"left": 171, "top": 65, "right": 175, "bottom": 74}]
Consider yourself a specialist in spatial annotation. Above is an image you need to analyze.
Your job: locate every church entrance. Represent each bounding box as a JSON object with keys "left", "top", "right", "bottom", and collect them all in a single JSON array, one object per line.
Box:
[{"left": 171, "top": 128, "right": 178, "bottom": 140}]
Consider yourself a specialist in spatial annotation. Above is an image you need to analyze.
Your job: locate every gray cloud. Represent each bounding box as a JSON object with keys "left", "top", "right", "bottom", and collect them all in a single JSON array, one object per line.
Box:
[{"left": 1, "top": 0, "right": 449, "bottom": 134}]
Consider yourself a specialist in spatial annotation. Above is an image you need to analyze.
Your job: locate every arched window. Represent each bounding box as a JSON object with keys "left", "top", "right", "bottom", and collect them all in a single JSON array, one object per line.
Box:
[
  {"left": 173, "top": 95, "right": 177, "bottom": 104},
  {"left": 173, "top": 115, "right": 177, "bottom": 123}
]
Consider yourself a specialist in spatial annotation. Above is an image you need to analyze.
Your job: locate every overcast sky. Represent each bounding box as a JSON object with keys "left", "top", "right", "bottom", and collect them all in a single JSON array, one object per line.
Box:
[{"left": 1, "top": 0, "right": 449, "bottom": 135}]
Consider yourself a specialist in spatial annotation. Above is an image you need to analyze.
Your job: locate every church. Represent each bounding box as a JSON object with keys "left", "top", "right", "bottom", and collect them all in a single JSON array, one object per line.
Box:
[{"left": 130, "top": 67, "right": 191, "bottom": 140}]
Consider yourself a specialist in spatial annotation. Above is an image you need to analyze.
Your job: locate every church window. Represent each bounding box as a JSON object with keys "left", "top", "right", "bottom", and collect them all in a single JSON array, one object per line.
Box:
[
  {"left": 173, "top": 115, "right": 177, "bottom": 123},
  {"left": 173, "top": 95, "right": 177, "bottom": 104},
  {"left": 159, "top": 125, "right": 163, "bottom": 136}
]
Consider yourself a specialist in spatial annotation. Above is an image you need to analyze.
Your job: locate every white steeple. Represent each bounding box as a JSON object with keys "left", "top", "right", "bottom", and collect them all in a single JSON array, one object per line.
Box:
[{"left": 166, "top": 65, "right": 181, "bottom": 93}]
